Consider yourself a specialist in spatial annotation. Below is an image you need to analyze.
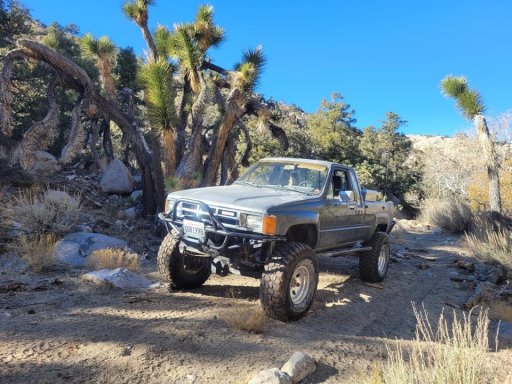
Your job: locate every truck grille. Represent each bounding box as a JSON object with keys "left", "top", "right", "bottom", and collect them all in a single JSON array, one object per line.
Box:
[{"left": 177, "top": 201, "right": 239, "bottom": 227}]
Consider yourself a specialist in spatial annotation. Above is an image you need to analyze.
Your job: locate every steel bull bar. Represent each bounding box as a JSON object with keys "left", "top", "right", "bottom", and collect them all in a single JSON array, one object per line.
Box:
[{"left": 157, "top": 198, "right": 284, "bottom": 253}]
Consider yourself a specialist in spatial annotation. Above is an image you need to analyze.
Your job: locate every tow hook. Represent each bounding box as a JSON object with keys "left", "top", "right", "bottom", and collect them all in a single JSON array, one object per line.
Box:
[{"left": 211, "top": 257, "right": 230, "bottom": 276}]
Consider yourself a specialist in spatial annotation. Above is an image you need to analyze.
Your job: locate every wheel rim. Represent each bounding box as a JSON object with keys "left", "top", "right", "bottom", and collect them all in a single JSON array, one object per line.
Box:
[
  {"left": 378, "top": 244, "right": 390, "bottom": 275},
  {"left": 290, "top": 264, "right": 311, "bottom": 307}
]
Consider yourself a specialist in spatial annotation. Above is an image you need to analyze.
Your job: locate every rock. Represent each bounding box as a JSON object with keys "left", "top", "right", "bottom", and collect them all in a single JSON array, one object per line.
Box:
[
  {"left": 280, "top": 352, "right": 316, "bottom": 383},
  {"left": 432, "top": 227, "right": 443, "bottom": 235},
  {"left": 70, "top": 224, "right": 93, "bottom": 233},
  {"left": 248, "top": 368, "right": 292, "bottom": 384},
  {"left": 186, "top": 374, "right": 197, "bottom": 384},
  {"left": 29, "top": 151, "right": 61, "bottom": 175},
  {"left": 124, "top": 207, "right": 138, "bottom": 220},
  {"left": 53, "top": 232, "right": 128, "bottom": 267},
  {"left": 100, "top": 159, "right": 134, "bottom": 194},
  {"left": 455, "top": 260, "right": 475, "bottom": 272},
  {"left": 132, "top": 174, "right": 142, "bottom": 184},
  {"left": 81, "top": 268, "right": 152, "bottom": 289},
  {"left": 130, "top": 190, "right": 143, "bottom": 202},
  {"left": 499, "top": 321, "right": 512, "bottom": 348}
]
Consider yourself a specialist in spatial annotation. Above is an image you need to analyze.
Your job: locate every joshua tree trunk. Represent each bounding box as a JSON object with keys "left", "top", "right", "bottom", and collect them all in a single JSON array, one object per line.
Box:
[
  {"left": 60, "top": 96, "right": 84, "bottom": 164},
  {"left": 162, "top": 128, "right": 176, "bottom": 178},
  {"left": 201, "top": 88, "right": 244, "bottom": 186},
  {"left": 175, "top": 81, "right": 192, "bottom": 167},
  {"left": 0, "top": 39, "right": 163, "bottom": 214},
  {"left": 141, "top": 25, "right": 158, "bottom": 62},
  {"left": 474, "top": 115, "right": 502, "bottom": 215},
  {"left": 20, "top": 78, "right": 60, "bottom": 170}
]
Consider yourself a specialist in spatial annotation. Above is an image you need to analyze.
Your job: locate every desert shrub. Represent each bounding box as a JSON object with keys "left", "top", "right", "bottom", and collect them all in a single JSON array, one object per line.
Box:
[
  {"left": 465, "top": 216, "right": 512, "bottom": 271},
  {"left": 13, "top": 233, "right": 57, "bottom": 272},
  {"left": 419, "top": 198, "right": 472, "bottom": 233},
  {"left": 367, "top": 306, "right": 496, "bottom": 384},
  {"left": 3, "top": 188, "right": 81, "bottom": 236},
  {"left": 221, "top": 305, "right": 268, "bottom": 334},
  {"left": 88, "top": 248, "right": 140, "bottom": 272}
]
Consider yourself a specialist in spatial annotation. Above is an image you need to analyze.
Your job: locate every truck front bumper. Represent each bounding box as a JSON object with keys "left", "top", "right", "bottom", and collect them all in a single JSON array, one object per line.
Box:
[{"left": 158, "top": 198, "right": 284, "bottom": 255}]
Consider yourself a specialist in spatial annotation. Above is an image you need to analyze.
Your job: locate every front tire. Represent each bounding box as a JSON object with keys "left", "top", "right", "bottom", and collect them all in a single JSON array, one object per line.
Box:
[
  {"left": 157, "top": 234, "right": 211, "bottom": 289},
  {"left": 359, "top": 232, "right": 390, "bottom": 283},
  {"left": 260, "top": 242, "right": 319, "bottom": 321}
]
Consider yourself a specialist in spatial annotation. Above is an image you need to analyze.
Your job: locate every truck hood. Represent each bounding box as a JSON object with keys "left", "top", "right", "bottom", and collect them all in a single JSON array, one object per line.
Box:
[{"left": 168, "top": 184, "right": 312, "bottom": 213}]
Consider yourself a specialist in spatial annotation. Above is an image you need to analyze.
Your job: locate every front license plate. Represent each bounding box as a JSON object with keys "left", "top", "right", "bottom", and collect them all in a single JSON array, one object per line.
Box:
[{"left": 183, "top": 219, "right": 205, "bottom": 239}]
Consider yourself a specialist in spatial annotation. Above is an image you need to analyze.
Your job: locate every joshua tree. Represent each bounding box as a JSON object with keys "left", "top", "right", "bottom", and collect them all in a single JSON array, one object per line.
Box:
[
  {"left": 441, "top": 75, "right": 502, "bottom": 216},
  {"left": 122, "top": 0, "right": 158, "bottom": 61},
  {"left": 79, "top": 33, "right": 118, "bottom": 162},
  {"left": 201, "top": 46, "right": 265, "bottom": 186}
]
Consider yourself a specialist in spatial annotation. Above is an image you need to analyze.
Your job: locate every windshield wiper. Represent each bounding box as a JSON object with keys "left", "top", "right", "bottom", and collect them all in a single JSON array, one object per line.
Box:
[{"left": 234, "top": 181, "right": 261, "bottom": 188}]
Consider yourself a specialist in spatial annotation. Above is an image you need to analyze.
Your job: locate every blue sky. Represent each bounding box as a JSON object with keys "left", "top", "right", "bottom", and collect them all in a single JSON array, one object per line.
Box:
[{"left": 22, "top": 0, "right": 512, "bottom": 136}]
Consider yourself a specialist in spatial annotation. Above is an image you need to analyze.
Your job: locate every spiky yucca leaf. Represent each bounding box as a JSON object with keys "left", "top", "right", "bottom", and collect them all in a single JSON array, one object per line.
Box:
[
  {"left": 440, "top": 75, "right": 467, "bottom": 98},
  {"left": 122, "top": 0, "right": 154, "bottom": 25},
  {"left": 80, "top": 33, "right": 98, "bottom": 57},
  {"left": 169, "top": 23, "right": 202, "bottom": 93},
  {"left": 154, "top": 24, "right": 172, "bottom": 59},
  {"left": 441, "top": 75, "right": 486, "bottom": 120},
  {"left": 138, "top": 59, "right": 177, "bottom": 132},
  {"left": 457, "top": 89, "right": 485, "bottom": 119},
  {"left": 233, "top": 45, "right": 265, "bottom": 92},
  {"left": 194, "top": 4, "right": 224, "bottom": 52}
]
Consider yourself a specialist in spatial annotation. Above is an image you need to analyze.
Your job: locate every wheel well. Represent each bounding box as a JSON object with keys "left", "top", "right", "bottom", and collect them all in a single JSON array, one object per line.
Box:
[
  {"left": 376, "top": 224, "right": 388, "bottom": 233},
  {"left": 286, "top": 224, "right": 318, "bottom": 249}
]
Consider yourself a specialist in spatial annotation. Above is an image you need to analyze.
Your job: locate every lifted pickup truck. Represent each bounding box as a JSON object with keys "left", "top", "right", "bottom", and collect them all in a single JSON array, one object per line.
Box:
[{"left": 158, "top": 157, "right": 394, "bottom": 321}]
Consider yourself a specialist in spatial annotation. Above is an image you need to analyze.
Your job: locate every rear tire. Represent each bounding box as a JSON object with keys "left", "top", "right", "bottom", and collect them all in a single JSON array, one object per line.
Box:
[
  {"left": 260, "top": 242, "right": 319, "bottom": 321},
  {"left": 157, "top": 234, "right": 211, "bottom": 289},
  {"left": 359, "top": 232, "right": 390, "bottom": 283}
]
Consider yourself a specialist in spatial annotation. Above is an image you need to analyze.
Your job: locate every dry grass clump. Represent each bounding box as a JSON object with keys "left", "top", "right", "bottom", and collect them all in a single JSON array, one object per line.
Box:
[
  {"left": 13, "top": 233, "right": 57, "bottom": 272},
  {"left": 4, "top": 188, "right": 81, "bottom": 237},
  {"left": 367, "top": 306, "right": 497, "bottom": 384},
  {"left": 465, "top": 223, "right": 512, "bottom": 271},
  {"left": 419, "top": 198, "right": 472, "bottom": 233},
  {"left": 88, "top": 248, "right": 140, "bottom": 272},
  {"left": 221, "top": 305, "right": 268, "bottom": 334}
]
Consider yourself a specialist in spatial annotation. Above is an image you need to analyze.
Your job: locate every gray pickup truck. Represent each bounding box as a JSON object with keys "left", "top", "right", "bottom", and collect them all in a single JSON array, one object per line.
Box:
[{"left": 158, "top": 157, "right": 394, "bottom": 321}]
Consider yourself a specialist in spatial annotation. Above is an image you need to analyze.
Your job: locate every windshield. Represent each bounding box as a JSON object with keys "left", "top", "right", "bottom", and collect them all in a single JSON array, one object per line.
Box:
[{"left": 235, "top": 161, "right": 329, "bottom": 195}]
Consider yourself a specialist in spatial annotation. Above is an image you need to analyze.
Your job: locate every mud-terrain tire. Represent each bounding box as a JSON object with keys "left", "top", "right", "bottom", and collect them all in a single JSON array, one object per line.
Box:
[
  {"left": 260, "top": 242, "right": 319, "bottom": 321},
  {"left": 157, "top": 234, "right": 211, "bottom": 289},
  {"left": 359, "top": 232, "right": 390, "bottom": 283}
]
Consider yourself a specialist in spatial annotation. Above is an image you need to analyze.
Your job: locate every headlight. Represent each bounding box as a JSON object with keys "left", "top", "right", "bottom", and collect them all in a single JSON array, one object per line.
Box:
[
  {"left": 246, "top": 215, "right": 263, "bottom": 231},
  {"left": 241, "top": 214, "right": 277, "bottom": 235}
]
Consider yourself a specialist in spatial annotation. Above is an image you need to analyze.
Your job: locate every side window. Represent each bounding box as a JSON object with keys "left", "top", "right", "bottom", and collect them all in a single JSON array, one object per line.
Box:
[{"left": 328, "top": 169, "right": 361, "bottom": 204}]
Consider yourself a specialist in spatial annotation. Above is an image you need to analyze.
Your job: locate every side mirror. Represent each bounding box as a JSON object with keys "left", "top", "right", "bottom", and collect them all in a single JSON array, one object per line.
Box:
[{"left": 339, "top": 190, "right": 354, "bottom": 203}]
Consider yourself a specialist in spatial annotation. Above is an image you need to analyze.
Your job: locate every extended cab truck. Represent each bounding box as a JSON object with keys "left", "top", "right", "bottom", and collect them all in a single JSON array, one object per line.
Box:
[{"left": 158, "top": 158, "right": 394, "bottom": 321}]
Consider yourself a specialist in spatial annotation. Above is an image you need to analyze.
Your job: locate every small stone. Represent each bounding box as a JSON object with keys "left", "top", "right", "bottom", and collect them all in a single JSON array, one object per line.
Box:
[
  {"left": 432, "top": 227, "right": 442, "bottom": 235},
  {"left": 248, "top": 368, "right": 291, "bottom": 384},
  {"left": 124, "top": 207, "right": 138, "bottom": 220},
  {"left": 3, "top": 312, "right": 12, "bottom": 318},
  {"left": 186, "top": 374, "right": 197, "bottom": 384},
  {"left": 130, "top": 190, "right": 143, "bottom": 202},
  {"left": 81, "top": 268, "right": 150, "bottom": 289},
  {"left": 281, "top": 352, "right": 316, "bottom": 383}
]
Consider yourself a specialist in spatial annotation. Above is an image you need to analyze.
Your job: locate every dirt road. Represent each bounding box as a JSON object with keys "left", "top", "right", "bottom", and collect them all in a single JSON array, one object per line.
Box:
[{"left": 0, "top": 223, "right": 507, "bottom": 383}]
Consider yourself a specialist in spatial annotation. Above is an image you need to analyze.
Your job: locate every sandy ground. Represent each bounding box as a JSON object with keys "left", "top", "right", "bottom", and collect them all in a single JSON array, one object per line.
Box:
[{"left": 1, "top": 223, "right": 511, "bottom": 384}]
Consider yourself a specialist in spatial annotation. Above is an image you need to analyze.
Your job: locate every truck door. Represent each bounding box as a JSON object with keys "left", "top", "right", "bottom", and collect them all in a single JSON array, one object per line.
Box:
[{"left": 318, "top": 168, "right": 364, "bottom": 248}]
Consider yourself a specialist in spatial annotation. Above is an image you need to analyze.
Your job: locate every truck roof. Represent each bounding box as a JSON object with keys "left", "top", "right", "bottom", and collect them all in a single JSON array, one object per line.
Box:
[{"left": 260, "top": 157, "right": 352, "bottom": 170}]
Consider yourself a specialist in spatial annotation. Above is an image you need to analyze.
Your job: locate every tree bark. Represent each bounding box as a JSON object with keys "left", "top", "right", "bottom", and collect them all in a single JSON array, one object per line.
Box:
[
  {"left": 201, "top": 87, "right": 244, "bottom": 186},
  {"left": 141, "top": 25, "right": 158, "bottom": 62},
  {"left": 59, "top": 95, "right": 84, "bottom": 164},
  {"left": 474, "top": 115, "right": 502, "bottom": 215},
  {"left": 20, "top": 78, "right": 60, "bottom": 170},
  {"left": 162, "top": 128, "right": 176, "bottom": 178}
]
